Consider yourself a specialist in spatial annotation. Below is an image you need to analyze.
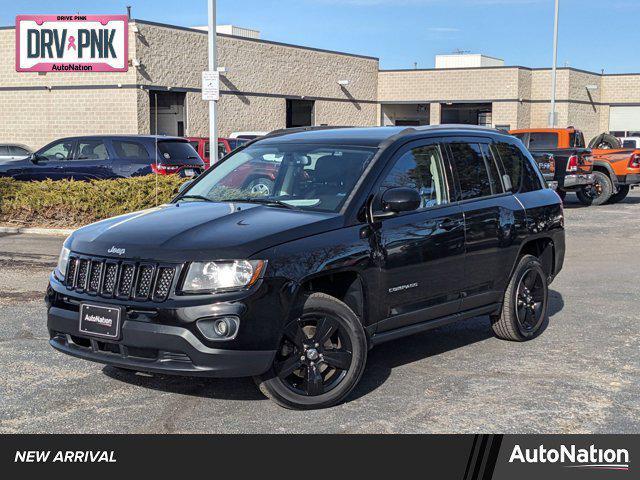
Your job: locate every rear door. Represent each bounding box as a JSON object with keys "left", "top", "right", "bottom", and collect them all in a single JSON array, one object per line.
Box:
[
  {"left": 71, "top": 138, "right": 112, "bottom": 179},
  {"left": 445, "top": 138, "right": 524, "bottom": 311},
  {"left": 374, "top": 138, "right": 465, "bottom": 332}
]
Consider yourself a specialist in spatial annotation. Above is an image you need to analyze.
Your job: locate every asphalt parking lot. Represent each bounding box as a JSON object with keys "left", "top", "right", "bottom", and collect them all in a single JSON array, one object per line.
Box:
[{"left": 0, "top": 192, "right": 639, "bottom": 434}]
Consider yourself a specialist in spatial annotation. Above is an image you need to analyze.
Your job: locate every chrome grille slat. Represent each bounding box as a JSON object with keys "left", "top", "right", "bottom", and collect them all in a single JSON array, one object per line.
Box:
[{"left": 64, "top": 255, "right": 175, "bottom": 302}]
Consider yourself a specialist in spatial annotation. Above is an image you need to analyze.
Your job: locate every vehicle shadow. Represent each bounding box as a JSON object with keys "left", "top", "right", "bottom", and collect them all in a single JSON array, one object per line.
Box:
[
  {"left": 102, "top": 366, "right": 266, "bottom": 401},
  {"left": 103, "top": 290, "right": 565, "bottom": 405},
  {"left": 348, "top": 289, "right": 564, "bottom": 402}
]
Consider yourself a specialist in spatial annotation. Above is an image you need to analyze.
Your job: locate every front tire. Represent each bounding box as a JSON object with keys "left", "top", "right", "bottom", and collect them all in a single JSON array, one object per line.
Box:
[
  {"left": 576, "top": 171, "right": 613, "bottom": 206},
  {"left": 607, "top": 185, "right": 630, "bottom": 204},
  {"left": 491, "top": 255, "right": 548, "bottom": 341},
  {"left": 254, "top": 293, "right": 368, "bottom": 410}
]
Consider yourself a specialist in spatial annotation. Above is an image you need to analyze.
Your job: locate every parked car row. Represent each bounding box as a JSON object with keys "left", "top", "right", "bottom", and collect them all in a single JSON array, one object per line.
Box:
[
  {"left": 0, "top": 131, "right": 263, "bottom": 182},
  {"left": 0, "top": 136, "right": 205, "bottom": 181},
  {"left": 510, "top": 127, "right": 640, "bottom": 205}
]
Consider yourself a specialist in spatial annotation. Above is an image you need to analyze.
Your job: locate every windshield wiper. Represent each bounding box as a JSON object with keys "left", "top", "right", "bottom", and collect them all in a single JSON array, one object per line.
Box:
[
  {"left": 178, "top": 194, "right": 213, "bottom": 202},
  {"left": 224, "top": 198, "right": 297, "bottom": 209}
]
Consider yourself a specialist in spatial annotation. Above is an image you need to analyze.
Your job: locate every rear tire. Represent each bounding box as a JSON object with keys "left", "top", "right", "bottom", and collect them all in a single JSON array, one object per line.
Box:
[
  {"left": 254, "top": 293, "right": 368, "bottom": 410},
  {"left": 607, "top": 185, "right": 630, "bottom": 204},
  {"left": 246, "top": 177, "right": 275, "bottom": 196},
  {"left": 576, "top": 171, "right": 613, "bottom": 206},
  {"left": 491, "top": 255, "right": 548, "bottom": 342}
]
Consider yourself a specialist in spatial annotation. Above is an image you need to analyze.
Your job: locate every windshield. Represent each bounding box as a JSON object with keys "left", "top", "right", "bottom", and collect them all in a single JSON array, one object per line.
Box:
[{"left": 178, "top": 143, "right": 378, "bottom": 212}]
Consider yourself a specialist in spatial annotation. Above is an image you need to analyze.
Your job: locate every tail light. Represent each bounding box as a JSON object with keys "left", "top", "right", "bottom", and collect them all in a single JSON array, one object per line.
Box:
[
  {"left": 566, "top": 155, "right": 579, "bottom": 172},
  {"left": 549, "top": 155, "right": 556, "bottom": 173},
  {"left": 629, "top": 153, "right": 640, "bottom": 169},
  {"left": 151, "top": 164, "right": 181, "bottom": 175}
]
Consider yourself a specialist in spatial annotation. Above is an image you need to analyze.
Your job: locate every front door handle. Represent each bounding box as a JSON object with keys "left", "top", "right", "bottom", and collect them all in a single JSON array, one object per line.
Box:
[{"left": 438, "top": 218, "right": 460, "bottom": 231}]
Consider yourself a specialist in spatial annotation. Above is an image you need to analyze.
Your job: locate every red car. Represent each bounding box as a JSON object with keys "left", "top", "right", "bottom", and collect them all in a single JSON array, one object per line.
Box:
[{"left": 187, "top": 137, "right": 248, "bottom": 168}]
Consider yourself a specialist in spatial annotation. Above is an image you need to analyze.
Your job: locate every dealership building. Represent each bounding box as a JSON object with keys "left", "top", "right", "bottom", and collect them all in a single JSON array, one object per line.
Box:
[{"left": 2, "top": 18, "right": 640, "bottom": 151}]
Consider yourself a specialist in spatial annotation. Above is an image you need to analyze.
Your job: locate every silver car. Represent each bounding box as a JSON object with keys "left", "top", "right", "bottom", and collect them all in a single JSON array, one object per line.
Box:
[{"left": 0, "top": 143, "right": 32, "bottom": 163}]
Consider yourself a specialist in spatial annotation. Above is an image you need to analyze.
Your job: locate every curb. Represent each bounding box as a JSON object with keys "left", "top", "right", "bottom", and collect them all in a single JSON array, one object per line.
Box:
[{"left": 0, "top": 226, "right": 74, "bottom": 236}]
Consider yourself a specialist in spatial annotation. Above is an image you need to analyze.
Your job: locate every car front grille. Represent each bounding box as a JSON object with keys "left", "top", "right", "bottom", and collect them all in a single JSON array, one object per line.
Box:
[{"left": 65, "top": 256, "right": 177, "bottom": 302}]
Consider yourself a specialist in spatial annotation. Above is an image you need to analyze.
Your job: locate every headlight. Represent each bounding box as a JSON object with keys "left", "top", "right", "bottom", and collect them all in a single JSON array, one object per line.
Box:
[
  {"left": 181, "top": 260, "right": 265, "bottom": 293},
  {"left": 56, "top": 246, "right": 71, "bottom": 280}
]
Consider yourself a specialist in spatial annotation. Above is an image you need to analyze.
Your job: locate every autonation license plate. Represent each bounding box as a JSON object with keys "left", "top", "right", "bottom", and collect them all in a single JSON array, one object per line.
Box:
[{"left": 79, "top": 303, "right": 121, "bottom": 339}]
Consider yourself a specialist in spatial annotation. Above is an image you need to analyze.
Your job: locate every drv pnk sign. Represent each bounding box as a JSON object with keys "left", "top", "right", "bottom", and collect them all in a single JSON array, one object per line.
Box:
[{"left": 16, "top": 15, "right": 128, "bottom": 72}]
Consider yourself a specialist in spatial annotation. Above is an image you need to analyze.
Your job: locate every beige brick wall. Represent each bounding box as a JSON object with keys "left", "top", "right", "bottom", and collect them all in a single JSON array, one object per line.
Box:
[
  {"left": 0, "top": 88, "right": 140, "bottom": 150},
  {"left": 133, "top": 22, "right": 379, "bottom": 137},
  {"left": 0, "top": 27, "right": 139, "bottom": 150}
]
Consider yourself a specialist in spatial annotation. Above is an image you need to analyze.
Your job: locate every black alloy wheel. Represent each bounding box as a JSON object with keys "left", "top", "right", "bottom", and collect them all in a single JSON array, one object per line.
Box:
[
  {"left": 275, "top": 315, "right": 353, "bottom": 397},
  {"left": 514, "top": 268, "right": 546, "bottom": 334},
  {"left": 491, "top": 254, "right": 548, "bottom": 341},
  {"left": 254, "top": 293, "right": 367, "bottom": 409}
]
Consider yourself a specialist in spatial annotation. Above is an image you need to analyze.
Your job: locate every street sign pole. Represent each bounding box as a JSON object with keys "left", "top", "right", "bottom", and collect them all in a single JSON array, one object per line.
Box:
[
  {"left": 549, "top": 0, "right": 560, "bottom": 127},
  {"left": 207, "top": 0, "right": 218, "bottom": 143}
]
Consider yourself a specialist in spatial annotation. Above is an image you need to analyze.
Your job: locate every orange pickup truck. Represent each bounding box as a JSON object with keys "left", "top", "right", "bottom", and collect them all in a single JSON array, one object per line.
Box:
[{"left": 511, "top": 127, "right": 640, "bottom": 205}]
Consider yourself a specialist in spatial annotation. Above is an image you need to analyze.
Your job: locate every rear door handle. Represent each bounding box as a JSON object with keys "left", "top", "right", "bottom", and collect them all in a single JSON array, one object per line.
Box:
[{"left": 438, "top": 218, "right": 460, "bottom": 231}]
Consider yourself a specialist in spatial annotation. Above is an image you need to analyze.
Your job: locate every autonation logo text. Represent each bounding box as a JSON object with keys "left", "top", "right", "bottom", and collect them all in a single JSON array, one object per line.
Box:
[{"left": 509, "top": 444, "right": 630, "bottom": 471}]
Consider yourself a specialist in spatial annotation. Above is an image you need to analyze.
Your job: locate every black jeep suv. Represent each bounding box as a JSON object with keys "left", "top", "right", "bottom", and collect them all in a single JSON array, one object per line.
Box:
[{"left": 46, "top": 126, "right": 565, "bottom": 409}]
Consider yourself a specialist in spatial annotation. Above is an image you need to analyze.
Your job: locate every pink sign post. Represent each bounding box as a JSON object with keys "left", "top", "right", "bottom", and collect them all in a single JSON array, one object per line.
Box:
[{"left": 16, "top": 14, "right": 129, "bottom": 72}]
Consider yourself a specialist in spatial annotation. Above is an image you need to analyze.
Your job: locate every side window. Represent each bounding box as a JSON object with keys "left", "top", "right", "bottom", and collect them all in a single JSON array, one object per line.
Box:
[
  {"left": 217, "top": 141, "right": 226, "bottom": 160},
  {"left": 492, "top": 142, "right": 542, "bottom": 193},
  {"left": 10, "top": 146, "right": 30, "bottom": 156},
  {"left": 39, "top": 141, "right": 74, "bottom": 161},
  {"left": 75, "top": 140, "right": 109, "bottom": 161},
  {"left": 380, "top": 144, "right": 449, "bottom": 209},
  {"left": 448, "top": 143, "right": 494, "bottom": 200},
  {"left": 113, "top": 140, "right": 149, "bottom": 160},
  {"left": 0, "top": 146, "right": 9, "bottom": 156}
]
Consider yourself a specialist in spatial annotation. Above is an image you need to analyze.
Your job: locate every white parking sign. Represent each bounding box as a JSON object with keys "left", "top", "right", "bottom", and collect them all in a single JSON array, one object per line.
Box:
[{"left": 202, "top": 71, "right": 220, "bottom": 101}]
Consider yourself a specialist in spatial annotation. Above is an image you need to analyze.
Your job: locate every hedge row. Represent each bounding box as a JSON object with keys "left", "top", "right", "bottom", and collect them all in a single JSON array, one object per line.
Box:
[{"left": 0, "top": 175, "right": 188, "bottom": 228}]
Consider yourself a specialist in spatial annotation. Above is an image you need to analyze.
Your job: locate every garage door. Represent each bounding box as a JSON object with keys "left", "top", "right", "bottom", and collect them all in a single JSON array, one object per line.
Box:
[{"left": 609, "top": 106, "right": 640, "bottom": 132}]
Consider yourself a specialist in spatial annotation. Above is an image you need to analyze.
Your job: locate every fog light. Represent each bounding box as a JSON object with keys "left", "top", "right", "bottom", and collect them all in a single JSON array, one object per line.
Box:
[
  {"left": 214, "top": 319, "right": 229, "bottom": 336},
  {"left": 197, "top": 316, "right": 240, "bottom": 341}
]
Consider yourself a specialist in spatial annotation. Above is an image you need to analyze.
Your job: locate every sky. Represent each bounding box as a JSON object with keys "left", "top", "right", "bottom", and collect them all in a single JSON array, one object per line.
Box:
[{"left": 1, "top": 0, "right": 638, "bottom": 73}]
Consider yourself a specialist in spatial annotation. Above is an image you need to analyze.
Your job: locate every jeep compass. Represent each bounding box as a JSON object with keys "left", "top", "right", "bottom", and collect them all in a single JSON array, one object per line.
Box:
[{"left": 47, "top": 126, "right": 565, "bottom": 409}]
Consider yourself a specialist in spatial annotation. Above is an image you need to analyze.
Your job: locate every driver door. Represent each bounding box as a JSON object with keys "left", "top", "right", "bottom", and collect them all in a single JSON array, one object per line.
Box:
[
  {"left": 23, "top": 139, "right": 76, "bottom": 181},
  {"left": 372, "top": 139, "right": 465, "bottom": 332}
]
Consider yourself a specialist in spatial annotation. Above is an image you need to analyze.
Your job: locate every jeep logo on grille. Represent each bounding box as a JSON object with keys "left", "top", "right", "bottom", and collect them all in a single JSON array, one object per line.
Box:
[{"left": 107, "top": 246, "right": 126, "bottom": 256}]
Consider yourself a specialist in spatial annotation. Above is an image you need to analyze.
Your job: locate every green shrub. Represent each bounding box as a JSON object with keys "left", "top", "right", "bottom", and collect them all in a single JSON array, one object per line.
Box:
[{"left": 0, "top": 175, "right": 187, "bottom": 228}]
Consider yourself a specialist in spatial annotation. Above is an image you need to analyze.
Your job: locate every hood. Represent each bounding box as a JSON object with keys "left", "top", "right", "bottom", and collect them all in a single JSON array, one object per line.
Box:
[{"left": 68, "top": 202, "right": 343, "bottom": 262}]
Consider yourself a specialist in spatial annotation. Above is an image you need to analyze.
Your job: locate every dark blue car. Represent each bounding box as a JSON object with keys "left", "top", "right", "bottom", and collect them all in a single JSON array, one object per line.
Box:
[{"left": 0, "top": 135, "right": 205, "bottom": 181}]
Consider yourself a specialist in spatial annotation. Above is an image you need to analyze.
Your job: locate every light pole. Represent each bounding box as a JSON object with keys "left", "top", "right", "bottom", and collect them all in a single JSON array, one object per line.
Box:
[
  {"left": 208, "top": 0, "right": 218, "bottom": 143},
  {"left": 549, "top": 0, "right": 559, "bottom": 127}
]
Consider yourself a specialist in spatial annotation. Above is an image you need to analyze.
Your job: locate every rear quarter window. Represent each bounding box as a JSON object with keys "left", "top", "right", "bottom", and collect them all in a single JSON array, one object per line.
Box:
[
  {"left": 492, "top": 142, "right": 542, "bottom": 193},
  {"left": 113, "top": 140, "right": 149, "bottom": 160}
]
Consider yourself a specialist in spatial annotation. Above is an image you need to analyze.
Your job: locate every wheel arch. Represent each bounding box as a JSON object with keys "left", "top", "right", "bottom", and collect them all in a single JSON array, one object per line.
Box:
[
  {"left": 592, "top": 161, "right": 618, "bottom": 187},
  {"left": 514, "top": 237, "right": 556, "bottom": 281},
  {"left": 296, "top": 270, "right": 367, "bottom": 326}
]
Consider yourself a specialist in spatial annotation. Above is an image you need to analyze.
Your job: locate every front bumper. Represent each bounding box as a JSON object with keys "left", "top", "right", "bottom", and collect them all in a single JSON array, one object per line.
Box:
[
  {"left": 46, "top": 272, "right": 283, "bottom": 378},
  {"left": 561, "top": 173, "right": 595, "bottom": 190},
  {"left": 48, "top": 306, "right": 276, "bottom": 377}
]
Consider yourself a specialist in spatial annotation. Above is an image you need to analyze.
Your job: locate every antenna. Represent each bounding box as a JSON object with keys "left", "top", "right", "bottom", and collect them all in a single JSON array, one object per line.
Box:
[{"left": 452, "top": 48, "right": 471, "bottom": 55}]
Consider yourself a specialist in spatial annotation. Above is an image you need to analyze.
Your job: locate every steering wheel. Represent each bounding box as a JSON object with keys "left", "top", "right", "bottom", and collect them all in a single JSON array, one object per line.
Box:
[{"left": 54, "top": 152, "right": 65, "bottom": 160}]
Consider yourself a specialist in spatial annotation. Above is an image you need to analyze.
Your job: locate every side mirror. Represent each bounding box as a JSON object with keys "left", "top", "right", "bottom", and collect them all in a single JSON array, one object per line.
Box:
[
  {"left": 29, "top": 153, "right": 40, "bottom": 164},
  {"left": 178, "top": 179, "right": 193, "bottom": 193},
  {"left": 373, "top": 187, "right": 421, "bottom": 220}
]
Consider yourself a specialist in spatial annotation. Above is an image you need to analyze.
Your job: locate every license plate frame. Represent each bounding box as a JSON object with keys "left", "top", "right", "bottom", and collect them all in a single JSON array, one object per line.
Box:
[{"left": 79, "top": 303, "right": 122, "bottom": 340}]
